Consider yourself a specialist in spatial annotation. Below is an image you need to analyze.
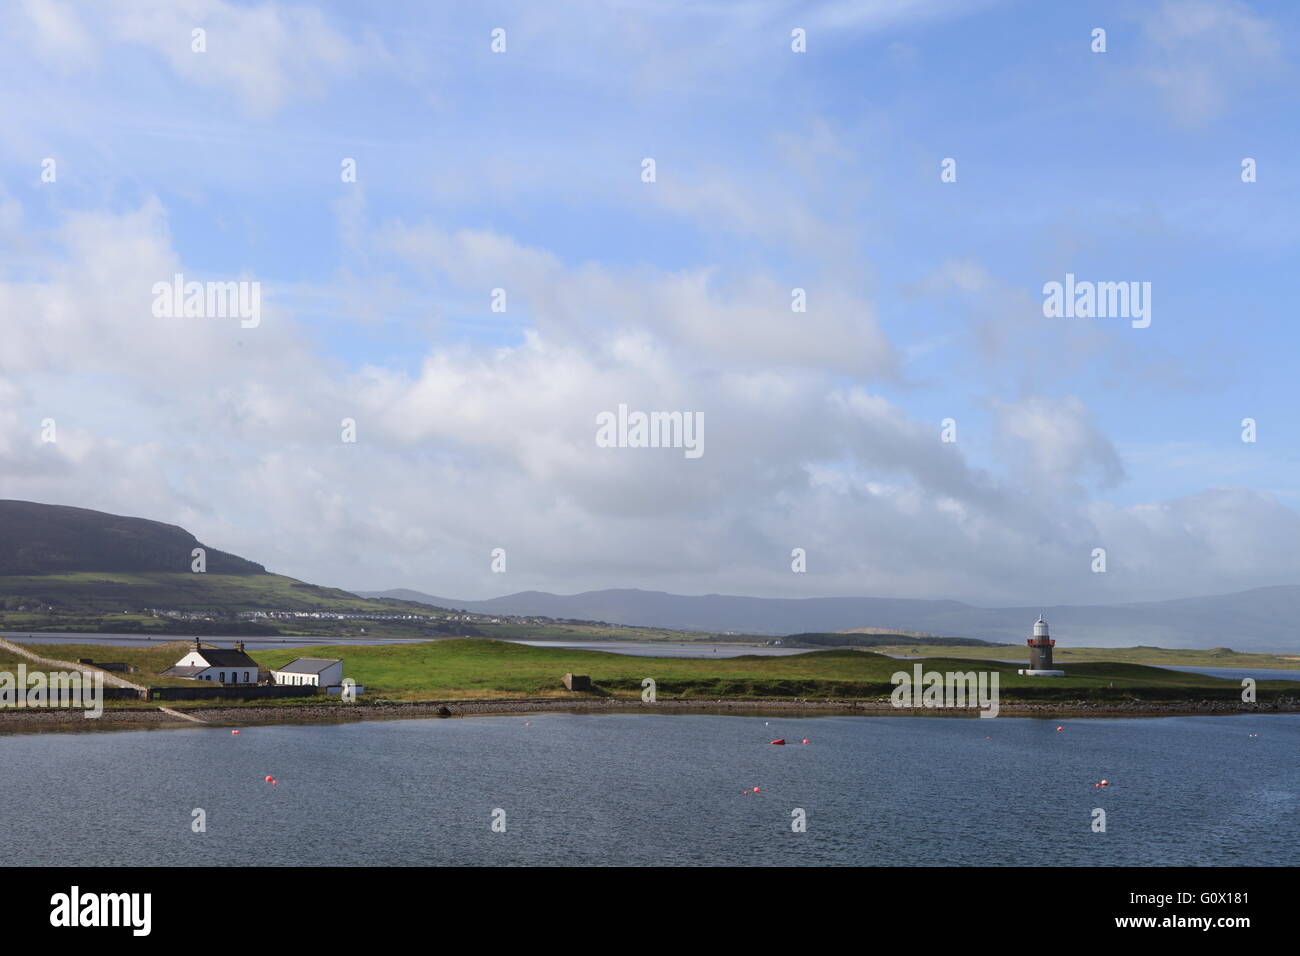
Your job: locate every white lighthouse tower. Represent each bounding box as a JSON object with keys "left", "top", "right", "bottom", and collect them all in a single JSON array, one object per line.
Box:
[{"left": 1017, "top": 614, "right": 1066, "bottom": 677}]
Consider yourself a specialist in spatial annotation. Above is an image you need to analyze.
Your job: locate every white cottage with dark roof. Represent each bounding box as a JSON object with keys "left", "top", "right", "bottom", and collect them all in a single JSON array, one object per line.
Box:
[
  {"left": 161, "top": 641, "right": 260, "bottom": 685},
  {"left": 271, "top": 657, "right": 345, "bottom": 690}
]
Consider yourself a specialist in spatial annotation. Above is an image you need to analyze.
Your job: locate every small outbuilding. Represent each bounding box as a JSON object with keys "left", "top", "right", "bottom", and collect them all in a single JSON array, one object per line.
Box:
[{"left": 271, "top": 657, "right": 350, "bottom": 692}]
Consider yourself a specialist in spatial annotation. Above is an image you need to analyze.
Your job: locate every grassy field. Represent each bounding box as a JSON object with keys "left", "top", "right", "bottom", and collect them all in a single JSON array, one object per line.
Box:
[
  {"left": 863, "top": 642, "right": 1300, "bottom": 670},
  {"left": 0, "top": 640, "right": 208, "bottom": 687},
  {"left": 245, "top": 639, "right": 1296, "bottom": 703},
  {"left": 3, "top": 638, "right": 1294, "bottom": 707}
]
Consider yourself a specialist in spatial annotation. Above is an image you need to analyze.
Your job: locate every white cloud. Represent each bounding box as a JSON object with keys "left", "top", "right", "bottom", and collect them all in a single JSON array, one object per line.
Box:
[
  {"left": 994, "top": 395, "right": 1126, "bottom": 497},
  {"left": 381, "top": 222, "right": 897, "bottom": 378},
  {"left": 17, "top": 0, "right": 98, "bottom": 70},
  {"left": 11, "top": 0, "right": 384, "bottom": 118},
  {"left": 2, "top": 197, "right": 1297, "bottom": 604},
  {"left": 1139, "top": 0, "right": 1286, "bottom": 125}
]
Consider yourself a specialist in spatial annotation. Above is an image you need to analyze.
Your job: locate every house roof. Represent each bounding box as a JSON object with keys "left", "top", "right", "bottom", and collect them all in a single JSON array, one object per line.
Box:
[
  {"left": 273, "top": 657, "right": 342, "bottom": 674},
  {"left": 195, "top": 648, "right": 258, "bottom": 669},
  {"left": 161, "top": 665, "right": 207, "bottom": 678}
]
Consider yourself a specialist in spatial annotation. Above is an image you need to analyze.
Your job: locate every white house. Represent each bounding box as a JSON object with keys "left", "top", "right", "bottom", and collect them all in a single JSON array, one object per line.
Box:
[
  {"left": 270, "top": 657, "right": 352, "bottom": 693},
  {"left": 161, "top": 641, "right": 260, "bottom": 685}
]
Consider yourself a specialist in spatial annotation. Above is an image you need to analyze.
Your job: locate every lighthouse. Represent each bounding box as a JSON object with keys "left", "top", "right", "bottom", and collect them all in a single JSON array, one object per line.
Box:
[{"left": 1018, "top": 614, "right": 1066, "bottom": 677}]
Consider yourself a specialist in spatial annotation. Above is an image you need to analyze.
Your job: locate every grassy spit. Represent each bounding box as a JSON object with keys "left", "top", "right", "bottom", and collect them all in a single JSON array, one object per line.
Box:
[{"left": 0, "top": 640, "right": 1294, "bottom": 715}]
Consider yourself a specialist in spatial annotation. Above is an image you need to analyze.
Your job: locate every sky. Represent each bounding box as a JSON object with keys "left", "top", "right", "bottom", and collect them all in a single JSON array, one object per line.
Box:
[{"left": 1, "top": 0, "right": 1297, "bottom": 606}]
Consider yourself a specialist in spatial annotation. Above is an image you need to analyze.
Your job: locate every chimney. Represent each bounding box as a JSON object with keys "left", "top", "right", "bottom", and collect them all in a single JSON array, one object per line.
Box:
[
  {"left": 235, "top": 641, "right": 245, "bottom": 653},
  {"left": 192, "top": 639, "right": 201, "bottom": 653}
]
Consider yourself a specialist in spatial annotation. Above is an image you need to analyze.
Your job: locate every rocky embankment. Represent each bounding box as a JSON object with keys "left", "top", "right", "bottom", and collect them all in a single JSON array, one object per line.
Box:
[{"left": 0, "top": 694, "right": 1295, "bottom": 732}]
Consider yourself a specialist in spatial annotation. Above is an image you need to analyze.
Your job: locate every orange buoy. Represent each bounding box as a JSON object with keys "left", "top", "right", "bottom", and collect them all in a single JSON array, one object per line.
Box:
[{"left": 770, "top": 738, "right": 785, "bottom": 745}]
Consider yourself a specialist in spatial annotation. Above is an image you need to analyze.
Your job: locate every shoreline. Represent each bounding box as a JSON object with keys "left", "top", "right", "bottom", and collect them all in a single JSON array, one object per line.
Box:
[{"left": 1, "top": 695, "right": 1295, "bottom": 733}]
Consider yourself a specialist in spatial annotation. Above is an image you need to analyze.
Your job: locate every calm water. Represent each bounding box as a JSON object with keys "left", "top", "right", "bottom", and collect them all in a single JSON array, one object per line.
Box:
[
  {"left": 1, "top": 631, "right": 442, "bottom": 650},
  {"left": 2, "top": 713, "right": 1294, "bottom": 866},
  {"left": 1, "top": 632, "right": 788, "bottom": 656},
  {"left": 986, "top": 658, "right": 1300, "bottom": 683},
  {"left": 1153, "top": 664, "right": 1300, "bottom": 682},
  {"left": 508, "top": 640, "right": 800, "bottom": 657}
]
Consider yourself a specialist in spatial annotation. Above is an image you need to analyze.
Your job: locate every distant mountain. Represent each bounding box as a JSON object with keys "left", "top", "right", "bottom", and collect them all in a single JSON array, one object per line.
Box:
[
  {"left": 0, "top": 500, "right": 264, "bottom": 575},
  {"left": 355, "top": 585, "right": 1300, "bottom": 653}
]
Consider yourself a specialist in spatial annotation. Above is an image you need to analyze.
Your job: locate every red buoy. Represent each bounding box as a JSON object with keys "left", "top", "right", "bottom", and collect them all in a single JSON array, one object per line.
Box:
[
  {"left": 801, "top": 738, "right": 810, "bottom": 745},
  {"left": 264, "top": 775, "right": 273, "bottom": 782},
  {"left": 231, "top": 730, "right": 239, "bottom": 735},
  {"left": 753, "top": 787, "right": 760, "bottom": 793},
  {"left": 1056, "top": 726, "right": 1064, "bottom": 732}
]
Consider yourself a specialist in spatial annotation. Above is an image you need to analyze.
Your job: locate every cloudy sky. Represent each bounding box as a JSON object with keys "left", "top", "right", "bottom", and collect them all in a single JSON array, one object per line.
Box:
[{"left": 1, "top": 0, "right": 1297, "bottom": 606}]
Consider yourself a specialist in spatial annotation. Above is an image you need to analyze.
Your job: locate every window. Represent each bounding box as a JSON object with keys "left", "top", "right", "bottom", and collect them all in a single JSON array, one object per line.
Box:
[{"left": 219, "top": 671, "right": 225, "bottom": 682}]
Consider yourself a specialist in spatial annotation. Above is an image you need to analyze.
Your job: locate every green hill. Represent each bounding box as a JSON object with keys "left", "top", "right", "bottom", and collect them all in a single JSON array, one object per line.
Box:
[
  {"left": 0, "top": 500, "right": 263, "bottom": 574},
  {"left": 0, "top": 500, "right": 452, "bottom": 633}
]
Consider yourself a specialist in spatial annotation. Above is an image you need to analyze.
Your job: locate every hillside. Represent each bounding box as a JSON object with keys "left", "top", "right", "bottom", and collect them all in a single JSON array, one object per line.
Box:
[
  {"left": 0, "top": 500, "right": 460, "bottom": 635},
  {"left": 0, "top": 500, "right": 263, "bottom": 574},
  {"left": 0, "top": 502, "right": 741, "bottom": 644}
]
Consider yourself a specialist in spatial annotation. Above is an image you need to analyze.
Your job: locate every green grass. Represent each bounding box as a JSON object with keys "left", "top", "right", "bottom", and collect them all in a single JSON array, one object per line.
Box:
[
  {"left": 246, "top": 639, "right": 1297, "bottom": 703},
  {"left": 0, "top": 640, "right": 206, "bottom": 686},
  {"left": 2, "top": 638, "right": 1293, "bottom": 707}
]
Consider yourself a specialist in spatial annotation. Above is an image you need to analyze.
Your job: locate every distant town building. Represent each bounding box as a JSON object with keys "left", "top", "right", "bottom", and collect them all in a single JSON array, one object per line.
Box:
[
  {"left": 161, "top": 641, "right": 260, "bottom": 685},
  {"left": 1018, "top": 615, "right": 1066, "bottom": 677}
]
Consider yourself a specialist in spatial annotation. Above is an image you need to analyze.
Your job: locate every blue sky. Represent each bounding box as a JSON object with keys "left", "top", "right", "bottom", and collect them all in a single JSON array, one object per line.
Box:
[{"left": 1, "top": 0, "right": 1297, "bottom": 605}]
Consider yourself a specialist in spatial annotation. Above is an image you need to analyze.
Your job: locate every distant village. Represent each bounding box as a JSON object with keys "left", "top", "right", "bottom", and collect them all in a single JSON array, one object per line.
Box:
[{"left": 146, "top": 607, "right": 510, "bottom": 624}]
